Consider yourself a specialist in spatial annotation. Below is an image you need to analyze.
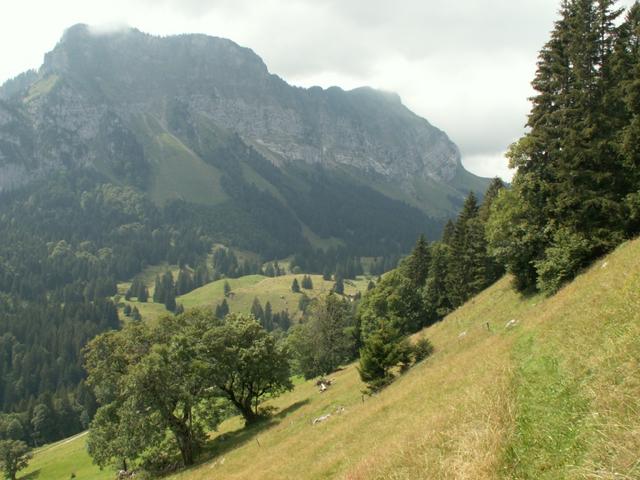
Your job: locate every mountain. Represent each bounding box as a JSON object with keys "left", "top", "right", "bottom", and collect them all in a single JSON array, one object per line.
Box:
[
  {"left": 0, "top": 25, "right": 490, "bottom": 444},
  {"left": 0, "top": 24, "right": 488, "bottom": 255}
]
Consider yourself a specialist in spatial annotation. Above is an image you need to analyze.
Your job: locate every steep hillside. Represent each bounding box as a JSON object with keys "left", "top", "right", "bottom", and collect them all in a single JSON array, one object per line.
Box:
[{"left": 24, "top": 237, "right": 640, "bottom": 479}]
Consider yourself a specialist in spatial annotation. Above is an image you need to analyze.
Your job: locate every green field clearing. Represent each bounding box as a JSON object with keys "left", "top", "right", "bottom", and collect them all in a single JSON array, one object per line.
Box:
[{"left": 119, "top": 274, "right": 371, "bottom": 324}]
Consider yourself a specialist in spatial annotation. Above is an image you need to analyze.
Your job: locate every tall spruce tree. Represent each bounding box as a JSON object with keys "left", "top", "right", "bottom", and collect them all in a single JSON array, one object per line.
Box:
[
  {"left": 214, "top": 299, "right": 229, "bottom": 319},
  {"left": 618, "top": 3, "right": 640, "bottom": 234},
  {"left": 494, "top": 0, "right": 638, "bottom": 292},
  {"left": 446, "top": 192, "right": 488, "bottom": 307},
  {"left": 251, "top": 297, "right": 264, "bottom": 323},
  {"left": 404, "top": 234, "right": 431, "bottom": 287}
]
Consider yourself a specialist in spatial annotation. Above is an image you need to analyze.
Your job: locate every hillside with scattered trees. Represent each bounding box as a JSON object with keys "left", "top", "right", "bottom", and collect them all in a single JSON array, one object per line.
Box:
[{"left": 2, "top": 1, "right": 640, "bottom": 478}]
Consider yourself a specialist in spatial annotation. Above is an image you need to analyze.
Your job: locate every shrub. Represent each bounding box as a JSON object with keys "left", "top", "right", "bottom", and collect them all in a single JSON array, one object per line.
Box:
[
  {"left": 413, "top": 337, "right": 434, "bottom": 362},
  {"left": 535, "top": 227, "right": 591, "bottom": 295}
]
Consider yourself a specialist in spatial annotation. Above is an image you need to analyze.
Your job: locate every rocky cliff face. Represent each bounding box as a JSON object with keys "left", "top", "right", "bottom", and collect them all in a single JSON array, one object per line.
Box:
[{"left": 0, "top": 24, "right": 466, "bottom": 195}]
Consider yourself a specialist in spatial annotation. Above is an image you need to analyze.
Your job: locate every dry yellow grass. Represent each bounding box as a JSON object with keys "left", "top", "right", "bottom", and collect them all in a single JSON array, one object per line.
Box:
[
  {"left": 164, "top": 277, "right": 537, "bottom": 480},
  {"left": 169, "top": 239, "right": 640, "bottom": 480},
  {"left": 27, "top": 238, "right": 640, "bottom": 479}
]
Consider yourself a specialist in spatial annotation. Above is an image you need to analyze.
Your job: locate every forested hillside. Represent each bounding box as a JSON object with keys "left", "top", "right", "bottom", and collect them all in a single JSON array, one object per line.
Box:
[{"left": 0, "top": 20, "right": 488, "bottom": 446}]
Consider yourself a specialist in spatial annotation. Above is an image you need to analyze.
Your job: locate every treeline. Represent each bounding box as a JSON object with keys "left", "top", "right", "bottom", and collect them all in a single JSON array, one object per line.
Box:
[
  {"left": 211, "top": 247, "right": 289, "bottom": 278},
  {"left": 356, "top": 0, "right": 640, "bottom": 389},
  {"left": 151, "top": 263, "right": 211, "bottom": 313},
  {"left": 250, "top": 298, "right": 292, "bottom": 332},
  {"left": 211, "top": 247, "right": 264, "bottom": 279},
  {"left": 327, "top": 181, "right": 502, "bottom": 392},
  {"left": 488, "top": 0, "right": 640, "bottom": 293},
  {"left": 290, "top": 248, "right": 378, "bottom": 279},
  {"left": 0, "top": 174, "right": 211, "bottom": 444},
  {"left": 0, "top": 299, "right": 117, "bottom": 445},
  {"left": 358, "top": 180, "right": 504, "bottom": 341}
]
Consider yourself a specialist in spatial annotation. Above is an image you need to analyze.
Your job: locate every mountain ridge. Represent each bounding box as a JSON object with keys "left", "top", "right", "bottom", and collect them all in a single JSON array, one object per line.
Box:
[
  {"left": 0, "top": 24, "right": 489, "bottom": 259},
  {"left": 0, "top": 24, "right": 483, "bottom": 200}
]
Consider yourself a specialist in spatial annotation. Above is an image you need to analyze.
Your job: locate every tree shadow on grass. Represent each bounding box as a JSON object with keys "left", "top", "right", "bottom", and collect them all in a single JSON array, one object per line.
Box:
[
  {"left": 177, "top": 399, "right": 310, "bottom": 475},
  {"left": 19, "top": 470, "right": 40, "bottom": 480}
]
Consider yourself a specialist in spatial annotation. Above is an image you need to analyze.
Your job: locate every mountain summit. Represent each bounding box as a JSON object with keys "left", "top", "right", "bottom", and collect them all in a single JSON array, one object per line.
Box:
[{"left": 0, "top": 24, "right": 487, "bottom": 251}]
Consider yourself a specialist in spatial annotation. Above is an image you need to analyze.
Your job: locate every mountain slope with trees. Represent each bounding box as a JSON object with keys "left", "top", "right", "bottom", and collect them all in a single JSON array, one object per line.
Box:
[
  {"left": 0, "top": 24, "right": 491, "bottom": 445},
  {"left": 5, "top": 0, "right": 640, "bottom": 475},
  {"left": 22, "top": 235, "right": 640, "bottom": 479}
]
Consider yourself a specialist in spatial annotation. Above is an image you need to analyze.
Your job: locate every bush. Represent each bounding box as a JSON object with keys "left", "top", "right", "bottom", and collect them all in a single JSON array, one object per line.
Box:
[
  {"left": 413, "top": 337, "right": 434, "bottom": 362},
  {"left": 535, "top": 227, "right": 591, "bottom": 295},
  {"left": 358, "top": 322, "right": 407, "bottom": 393}
]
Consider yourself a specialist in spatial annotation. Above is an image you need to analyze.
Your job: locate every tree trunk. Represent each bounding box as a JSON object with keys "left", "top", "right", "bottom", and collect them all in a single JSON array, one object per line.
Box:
[
  {"left": 177, "top": 434, "right": 194, "bottom": 466},
  {"left": 169, "top": 419, "right": 195, "bottom": 466},
  {"left": 234, "top": 399, "right": 260, "bottom": 425}
]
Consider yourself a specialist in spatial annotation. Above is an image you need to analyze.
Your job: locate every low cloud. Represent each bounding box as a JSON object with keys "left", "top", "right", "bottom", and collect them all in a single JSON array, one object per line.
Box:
[{"left": 87, "top": 22, "right": 131, "bottom": 36}]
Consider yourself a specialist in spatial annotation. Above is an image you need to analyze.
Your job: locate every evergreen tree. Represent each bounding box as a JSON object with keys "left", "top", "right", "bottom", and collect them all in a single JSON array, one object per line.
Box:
[
  {"left": 301, "top": 275, "right": 314, "bottom": 289},
  {"left": 223, "top": 281, "right": 232, "bottom": 297},
  {"left": 291, "top": 278, "right": 301, "bottom": 293},
  {"left": 264, "top": 263, "right": 276, "bottom": 277},
  {"left": 274, "top": 261, "right": 283, "bottom": 276},
  {"left": 263, "top": 301, "right": 273, "bottom": 331},
  {"left": 404, "top": 234, "right": 431, "bottom": 287},
  {"left": 617, "top": 3, "right": 640, "bottom": 235},
  {"left": 358, "top": 322, "right": 411, "bottom": 393},
  {"left": 272, "top": 310, "right": 291, "bottom": 331},
  {"left": 138, "top": 285, "right": 148, "bottom": 303},
  {"left": 422, "top": 242, "right": 454, "bottom": 322},
  {"left": 478, "top": 178, "right": 505, "bottom": 223},
  {"left": 164, "top": 288, "right": 176, "bottom": 312},
  {"left": 214, "top": 299, "right": 229, "bottom": 319},
  {"left": 441, "top": 220, "right": 455, "bottom": 245},
  {"left": 176, "top": 269, "right": 193, "bottom": 296},
  {"left": 251, "top": 297, "right": 264, "bottom": 323},
  {"left": 499, "top": 0, "right": 636, "bottom": 292},
  {"left": 131, "top": 306, "right": 142, "bottom": 321},
  {"left": 152, "top": 275, "right": 162, "bottom": 303},
  {"left": 332, "top": 275, "right": 344, "bottom": 295},
  {"left": 297, "top": 294, "right": 311, "bottom": 314},
  {"left": 446, "top": 192, "right": 487, "bottom": 307}
]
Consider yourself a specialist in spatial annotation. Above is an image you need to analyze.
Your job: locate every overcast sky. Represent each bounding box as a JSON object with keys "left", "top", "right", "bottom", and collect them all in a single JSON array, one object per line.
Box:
[{"left": 1, "top": 1, "right": 636, "bottom": 180}]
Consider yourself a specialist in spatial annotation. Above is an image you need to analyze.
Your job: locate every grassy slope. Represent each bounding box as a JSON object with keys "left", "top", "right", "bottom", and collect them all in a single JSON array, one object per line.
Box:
[
  {"left": 121, "top": 274, "right": 370, "bottom": 324},
  {"left": 24, "top": 238, "right": 640, "bottom": 479},
  {"left": 180, "top": 274, "right": 369, "bottom": 316},
  {"left": 133, "top": 114, "right": 228, "bottom": 206},
  {"left": 21, "top": 433, "right": 112, "bottom": 480},
  {"left": 23, "top": 74, "right": 59, "bottom": 103}
]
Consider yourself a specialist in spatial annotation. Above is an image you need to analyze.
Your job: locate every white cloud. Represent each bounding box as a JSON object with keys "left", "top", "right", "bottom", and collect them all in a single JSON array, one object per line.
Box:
[{"left": 463, "top": 153, "right": 514, "bottom": 182}]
